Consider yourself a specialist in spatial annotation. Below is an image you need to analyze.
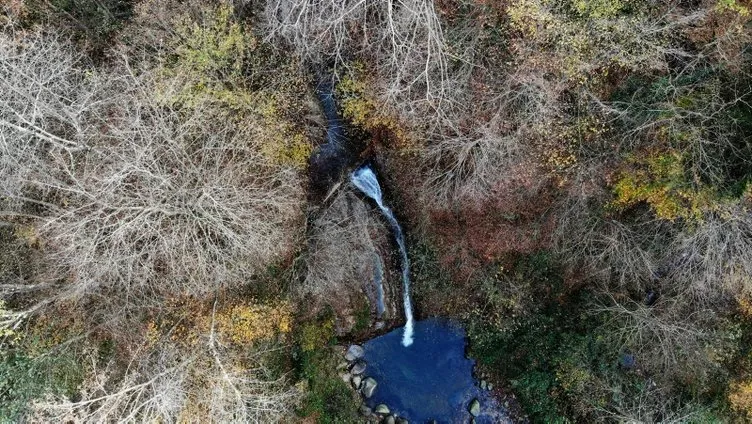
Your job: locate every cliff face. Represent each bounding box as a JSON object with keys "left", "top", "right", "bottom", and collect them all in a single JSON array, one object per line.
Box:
[{"left": 302, "top": 188, "right": 402, "bottom": 337}]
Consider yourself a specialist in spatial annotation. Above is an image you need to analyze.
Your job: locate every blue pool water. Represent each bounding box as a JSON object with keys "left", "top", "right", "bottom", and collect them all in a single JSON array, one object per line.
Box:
[{"left": 362, "top": 319, "right": 510, "bottom": 423}]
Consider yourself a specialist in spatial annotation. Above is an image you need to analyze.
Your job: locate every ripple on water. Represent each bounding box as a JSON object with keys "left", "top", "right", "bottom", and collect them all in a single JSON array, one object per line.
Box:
[{"left": 362, "top": 318, "right": 511, "bottom": 424}]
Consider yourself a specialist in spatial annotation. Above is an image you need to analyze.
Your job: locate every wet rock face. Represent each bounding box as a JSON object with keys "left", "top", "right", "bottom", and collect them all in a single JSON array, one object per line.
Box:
[
  {"left": 305, "top": 77, "right": 403, "bottom": 337},
  {"left": 359, "top": 404, "right": 372, "bottom": 416},
  {"left": 303, "top": 189, "right": 399, "bottom": 336}
]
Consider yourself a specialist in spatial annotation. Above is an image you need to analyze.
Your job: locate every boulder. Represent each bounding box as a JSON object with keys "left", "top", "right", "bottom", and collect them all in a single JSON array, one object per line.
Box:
[
  {"left": 487, "top": 383, "right": 493, "bottom": 391},
  {"left": 345, "top": 344, "right": 365, "bottom": 361},
  {"left": 469, "top": 399, "right": 480, "bottom": 417},
  {"left": 396, "top": 418, "right": 408, "bottom": 424},
  {"left": 359, "top": 404, "right": 372, "bottom": 416},
  {"left": 375, "top": 404, "right": 390, "bottom": 414},
  {"left": 480, "top": 380, "right": 487, "bottom": 390},
  {"left": 352, "top": 375, "right": 362, "bottom": 389},
  {"left": 383, "top": 415, "right": 395, "bottom": 424},
  {"left": 362, "top": 377, "right": 378, "bottom": 398},
  {"left": 350, "top": 360, "right": 367, "bottom": 375},
  {"left": 340, "top": 372, "right": 351, "bottom": 384}
]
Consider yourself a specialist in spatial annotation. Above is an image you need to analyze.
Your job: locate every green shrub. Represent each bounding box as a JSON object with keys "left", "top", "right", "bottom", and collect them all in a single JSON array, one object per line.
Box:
[
  {"left": 0, "top": 342, "right": 84, "bottom": 421},
  {"left": 294, "top": 311, "right": 359, "bottom": 422}
]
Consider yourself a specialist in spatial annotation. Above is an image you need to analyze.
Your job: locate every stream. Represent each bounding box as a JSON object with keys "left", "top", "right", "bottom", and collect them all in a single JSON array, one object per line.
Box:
[{"left": 313, "top": 75, "right": 511, "bottom": 423}]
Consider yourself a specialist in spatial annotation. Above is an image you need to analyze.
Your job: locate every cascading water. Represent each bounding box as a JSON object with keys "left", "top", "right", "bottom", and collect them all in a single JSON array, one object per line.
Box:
[{"left": 351, "top": 166, "right": 414, "bottom": 347}]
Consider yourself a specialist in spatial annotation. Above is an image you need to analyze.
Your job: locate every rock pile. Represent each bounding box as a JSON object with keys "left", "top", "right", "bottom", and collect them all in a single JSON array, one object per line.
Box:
[
  {"left": 341, "top": 343, "right": 485, "bottom": 423},
  {"left": 341, "top": 344, "right": 409, "bottom": 423}
]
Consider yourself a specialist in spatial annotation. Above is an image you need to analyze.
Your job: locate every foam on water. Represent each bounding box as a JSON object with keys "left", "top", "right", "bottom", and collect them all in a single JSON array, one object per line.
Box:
[{"left": 351, "top": 166, "right": 414, "bottom": 346}]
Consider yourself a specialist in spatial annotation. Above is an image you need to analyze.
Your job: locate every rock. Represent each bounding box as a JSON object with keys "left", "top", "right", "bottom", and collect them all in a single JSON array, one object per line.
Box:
[
  {"left": 359, "top": 404, "right": 372, "bottom": 416},
  {"left": 396, "top": 418, "right": 408, "bottom": 424},
  {"left": 383, "top": 415, "right": 395, "bottom": 424},
  {"left": 362, "top": 377, "right": 378, "bottom": 398},
  {"left": 487, "top": 383, "right": 493, "bottom": 391},
  {"left": 351, "top": 360, "right": 367, "bottom": 375},
  {"left": 480, "top": 380, "right": 487, "bottom": 390},
  {"left": 345, "top": 344, "right": 365, "bottom": 361},
  {"left": 337, "top": 361, "right": 349, "bottom": 370},
  {"left": 375, "top": 404, "right": 390, "bottom": 414},
  {"left": 469, "top": 398, "right": 480, "bottom": 417},
  {"left": 352, "top": 375, "right": 362, "bottom": 389},
  {"left": 470, "top": 418, "right": 476, "bottom": 424},
  {"left": 340, "top": 372, "right": 351, "bottom": 384}
]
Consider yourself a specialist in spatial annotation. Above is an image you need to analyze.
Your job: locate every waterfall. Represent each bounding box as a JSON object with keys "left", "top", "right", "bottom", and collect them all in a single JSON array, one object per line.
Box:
[{"left": 351, "top": 166, "right": 414, "bottom": 347}]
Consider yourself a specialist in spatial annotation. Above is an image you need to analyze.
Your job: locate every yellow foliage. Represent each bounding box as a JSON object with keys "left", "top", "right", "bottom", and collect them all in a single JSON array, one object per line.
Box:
[
  {"left": 338, "top": 64, "right": 418, "bottom": 151},
  {"left": 144, "top": 320, "right": 161, "bottom": 348},
  {"left": 572, "top": 0, "right": 624, "bottom": 19},
  {"left": 738, "top": 295, "right": 752, "bottom": 318},
  {"left": 506, "top": 0, "right": 659, "bottom": 83},
  {"left": 717, "top": 0, "right": 751, "bottom": 16},
  {"left": 152, "top": 2, "right": 312, "bottom": 168},
  {"left": 536, "top": 115, "right": 609, "bottom": 181},
  {"left": 298, "top": 318, "right": 334, "bottom": 352},
  {"left": 24, "top": 306, "right": 86, "bottom": 357},
  {"left": 147, "top": 298, "right": 293, "bottom": 348},
  {"left": 258, "top": 96, "right": 313, "bottom": 166},
  {"left": 730, "top": 379, "right": 752, "bottom": 418},
  {"left": 160, "top": 4, "right": 254, "bottom": 110},
  {"left": 507, "top": 0, "right": 553, "bottom": 37},
  {"left": 556, "top": 360, "right": 593, "bottom": 394},
  {"left": 0, "top": 301, "right": 18, "bottom": 340},
  {"left": 208, "top": 301, "right": 293, "bottom": 346},
  {"left": 610, "top": 150, "right": 718, "bottom": 221},
  {"left": 14, "top": 224, "right": 39, "bottom": 248}
]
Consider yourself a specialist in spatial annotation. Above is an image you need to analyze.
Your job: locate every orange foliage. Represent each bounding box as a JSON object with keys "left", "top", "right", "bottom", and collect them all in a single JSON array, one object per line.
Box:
[{"left": 429, "top": 161, "right": 558, "bottom": 281}]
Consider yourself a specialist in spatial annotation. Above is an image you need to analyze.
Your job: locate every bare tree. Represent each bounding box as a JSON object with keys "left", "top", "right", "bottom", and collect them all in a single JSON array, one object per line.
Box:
[
  {"left": 264, "top": 0, "right": 460, "bottom": 128},
  {"left": 0, "top": 30, "right": 306, "bottom": 307},
  {"left": 29, "top": 308, "right": 301, "bottom": 423},
  {"left": 668, "top": 205, "right": 752, "bottom": 301}
]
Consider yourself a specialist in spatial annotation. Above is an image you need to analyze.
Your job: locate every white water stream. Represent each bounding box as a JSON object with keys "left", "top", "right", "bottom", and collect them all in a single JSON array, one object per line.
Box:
[{"left": 351, "top": 166, "right": 414, "bottom": 347}]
